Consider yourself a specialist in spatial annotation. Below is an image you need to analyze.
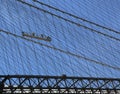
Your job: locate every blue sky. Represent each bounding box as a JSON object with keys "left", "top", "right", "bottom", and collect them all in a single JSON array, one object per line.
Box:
[{"left": 0, "top": 0, "right": 120, "bottom": 78}]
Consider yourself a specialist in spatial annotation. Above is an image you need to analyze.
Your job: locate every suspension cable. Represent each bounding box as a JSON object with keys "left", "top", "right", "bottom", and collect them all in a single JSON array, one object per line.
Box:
[
  {"left": 16, "top": 0, "right": 120, "bottom": 42},
  {"left": 0, "top": 29, "right": 120, "bottom": 71},
  {"left": 33, "top": 0, "right": 120, "bottom": 34}
]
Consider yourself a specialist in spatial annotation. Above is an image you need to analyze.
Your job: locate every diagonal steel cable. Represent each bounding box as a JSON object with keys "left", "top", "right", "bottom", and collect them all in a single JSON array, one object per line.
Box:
[
  {"left": 33, "top": 0, "right": 120, "bottom": 34},
  {"left": 0, "top": 29, "right": 120, "bottom": 71},
  {"left": 16, "top": 0, "right": 120, "bottom": 42}
]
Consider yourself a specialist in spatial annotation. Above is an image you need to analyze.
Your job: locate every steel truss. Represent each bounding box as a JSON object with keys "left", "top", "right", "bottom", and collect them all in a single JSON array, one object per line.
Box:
[{"left": 0, "top": 75, "right": 120, "bottom": 94}]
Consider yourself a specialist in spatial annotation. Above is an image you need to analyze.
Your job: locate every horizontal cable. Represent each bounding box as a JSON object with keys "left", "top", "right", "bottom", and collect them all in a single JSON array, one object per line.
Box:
[
  {"left": 16, "top": 0, "right": 120, "bottom": 42},
  {"left": 33, "top": 0, "right": 120, "bottom": 34},
  {"left": 0, "top": 29, "right": 120, "bottom": 71}
]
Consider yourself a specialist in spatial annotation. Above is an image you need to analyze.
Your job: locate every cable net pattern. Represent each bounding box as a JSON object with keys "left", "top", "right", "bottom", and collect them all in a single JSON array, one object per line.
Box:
[{"left": 0, "top": 0, "right": 120, "bottom": 78}]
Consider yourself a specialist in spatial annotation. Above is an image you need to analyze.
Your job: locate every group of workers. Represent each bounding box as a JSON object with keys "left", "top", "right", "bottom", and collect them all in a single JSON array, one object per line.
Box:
[{"left": 22, "top": 32, "right": 51, "bottom": 42}]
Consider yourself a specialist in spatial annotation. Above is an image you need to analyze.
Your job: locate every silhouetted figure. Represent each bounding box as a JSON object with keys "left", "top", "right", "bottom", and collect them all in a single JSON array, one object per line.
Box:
[
  {"left": 47, "top": 36, "right": 51, "bottom": 41},
  {"left": 32, "top": 33, "right": 35, "bottom": 36},
  {"left": 41, "top": 34, "right": 44, "bottom": 38},
  {"left": 22, "top": 32, "right": 25, "bottom": 36}
]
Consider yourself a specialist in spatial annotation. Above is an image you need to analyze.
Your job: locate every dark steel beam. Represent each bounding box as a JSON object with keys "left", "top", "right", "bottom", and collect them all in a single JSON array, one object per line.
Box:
[{"left": 0, "top": 75, "right": 120, "bottom": 93}]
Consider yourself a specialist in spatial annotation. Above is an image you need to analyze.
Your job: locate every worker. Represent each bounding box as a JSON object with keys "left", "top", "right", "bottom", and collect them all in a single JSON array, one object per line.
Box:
[
  {"left": 32, "top": 33, "right": 35, "bottom": 36},
  {"left": 41, "top": 34, "right": 44, "bottom": 38},
  {"left": 47, "top": 36, "right": 51, "bottom": 41},
  {"left": 22, "top": 32, "right": 25, "bottom": 36}
]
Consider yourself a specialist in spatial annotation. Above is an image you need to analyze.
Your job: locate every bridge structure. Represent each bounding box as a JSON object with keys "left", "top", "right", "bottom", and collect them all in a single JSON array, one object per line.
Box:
[
  {"left": 0, "top": 0, "right": 120, "bottom": 93},
  {"left": 0, "top": 75, "right": 120, "bottom": 93}
]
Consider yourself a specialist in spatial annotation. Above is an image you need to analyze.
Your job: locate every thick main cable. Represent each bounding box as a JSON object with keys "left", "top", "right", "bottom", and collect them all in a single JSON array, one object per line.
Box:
[
  {"left": 16, "top": 0, "right": 120, "bottom": 42},
  {"left": 33, "top": 0, "right": 120, "bottom": 34},
  {"left": 0, "top": 29, "right": 120, "bottom": 71}
]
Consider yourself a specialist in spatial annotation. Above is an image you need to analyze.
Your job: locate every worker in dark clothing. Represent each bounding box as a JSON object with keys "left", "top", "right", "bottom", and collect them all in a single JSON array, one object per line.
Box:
[
  {"left": 22, "top": 32, "right": 25, "bottom": 36},
  {"left": 47, "top": 36, "right": 51, "bottom": 41},
  {"left": 32, "top": 33, "right": 35, "bottom": 36}
]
